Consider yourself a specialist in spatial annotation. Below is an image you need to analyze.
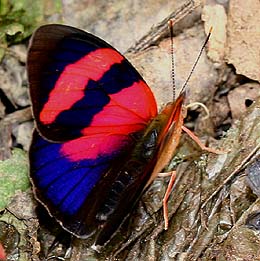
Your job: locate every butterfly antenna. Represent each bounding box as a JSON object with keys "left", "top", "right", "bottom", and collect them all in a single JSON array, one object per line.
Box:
[
  {"left": 168, "top": 19, "right": 176, "bottom": 101},
  {"left": 179, "top": 27, "right": 213, "bottom": 95}
]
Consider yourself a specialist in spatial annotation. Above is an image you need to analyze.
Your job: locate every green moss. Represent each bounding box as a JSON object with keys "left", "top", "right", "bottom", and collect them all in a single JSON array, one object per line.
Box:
[
  {"left": 0, "top": 149, "right": 29, "bottom": 210},
  {"left": 0, "top": 0, "right": 62, "bottom": 60}
]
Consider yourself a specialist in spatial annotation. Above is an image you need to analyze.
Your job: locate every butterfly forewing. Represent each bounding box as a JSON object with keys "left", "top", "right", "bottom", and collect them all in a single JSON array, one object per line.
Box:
[{"left": 28, "top": 24, "right": 157, "bottom": 141}]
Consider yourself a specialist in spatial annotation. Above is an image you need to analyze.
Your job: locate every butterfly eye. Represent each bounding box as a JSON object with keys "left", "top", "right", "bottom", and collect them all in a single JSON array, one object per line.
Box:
[{"left": 142, "top": 129, "right": 158, "bottom": 159}]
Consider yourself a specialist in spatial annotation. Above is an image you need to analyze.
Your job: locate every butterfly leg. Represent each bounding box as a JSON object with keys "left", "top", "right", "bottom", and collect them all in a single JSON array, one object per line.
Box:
[
  {"left": 181, "top": 126, "right": 226, "bottom": 154},
  {"left": 159, "top": 170, "right": 176, "bottom": 230}
]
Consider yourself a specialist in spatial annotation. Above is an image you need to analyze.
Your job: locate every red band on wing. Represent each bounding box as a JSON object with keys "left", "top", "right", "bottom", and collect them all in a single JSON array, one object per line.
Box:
[
  {"left": 39, "top": 48, "right": 124, "bottom": 124},
  {"left": 60, "top": 134, "right": 131, "bottom": 161},
  {"left": 60, "top": 81, "right": 157, "bottom": 162},
  {"left": 81, "top": 81, "right": 157, "bottom": 136}
]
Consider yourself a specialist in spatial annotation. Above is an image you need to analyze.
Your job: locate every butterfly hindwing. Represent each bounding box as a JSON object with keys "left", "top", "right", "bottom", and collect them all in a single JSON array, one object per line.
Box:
[{"left": 30, "top": 130, "right": 135, "bottom": 237}]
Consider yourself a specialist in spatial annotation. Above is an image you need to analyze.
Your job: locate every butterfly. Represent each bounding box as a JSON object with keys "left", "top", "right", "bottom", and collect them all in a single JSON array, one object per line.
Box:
[{"left": 27, "top": 24, "right": 216, "bottom": 246}]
